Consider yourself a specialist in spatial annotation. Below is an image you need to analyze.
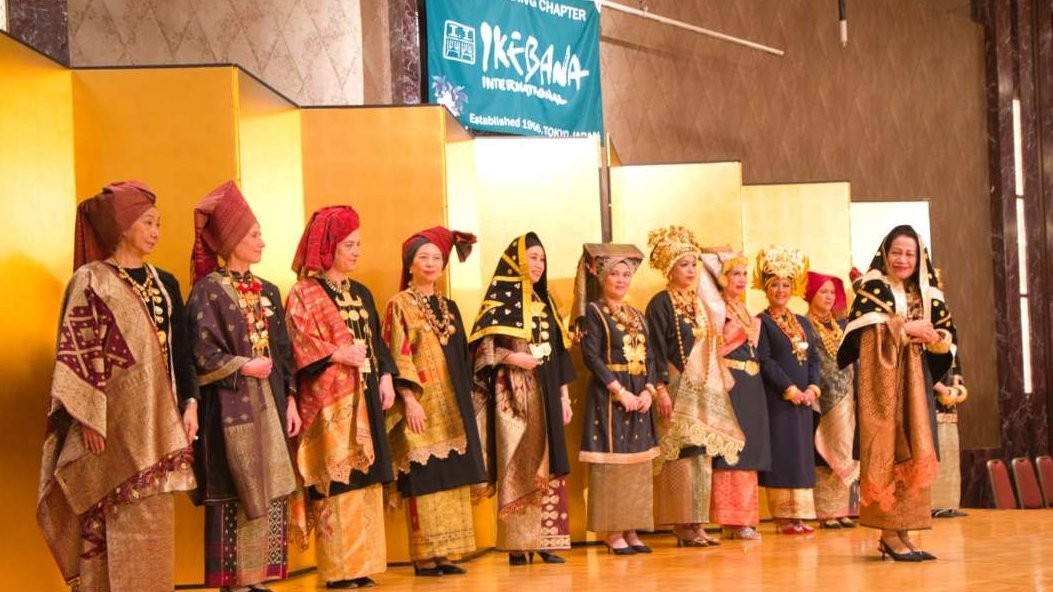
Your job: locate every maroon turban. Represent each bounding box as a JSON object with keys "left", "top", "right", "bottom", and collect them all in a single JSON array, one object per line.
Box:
[
  {"left": 191, "top": 180, "right": 258, "bottom": 283},
  {"left": 73, "top": 180, "right": 157, "bottom": 270},
  {"left": 399, "top": 226, "right": 477, "bottom": 290},
  {"left": 805, "top": 271, "right": 847, "bottom": 317},
  {"left": 292, "top": 206, "right": 361, "bottom": 277}
]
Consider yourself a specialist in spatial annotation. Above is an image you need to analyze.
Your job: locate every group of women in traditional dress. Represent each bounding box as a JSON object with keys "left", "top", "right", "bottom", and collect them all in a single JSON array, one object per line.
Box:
[{"left": 37, "top": 180, "right": 961, "bottom": 592}]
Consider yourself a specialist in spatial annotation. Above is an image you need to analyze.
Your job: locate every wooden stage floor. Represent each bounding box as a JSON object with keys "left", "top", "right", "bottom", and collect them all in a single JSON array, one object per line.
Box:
[{"left": 229, "top": 509, "right": 1053, "bottom": 591}]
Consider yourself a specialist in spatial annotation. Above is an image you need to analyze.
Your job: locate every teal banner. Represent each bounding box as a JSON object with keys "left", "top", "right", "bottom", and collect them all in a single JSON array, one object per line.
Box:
[{"left": 425, "top": 0, "right": 603, "bottom": 138}]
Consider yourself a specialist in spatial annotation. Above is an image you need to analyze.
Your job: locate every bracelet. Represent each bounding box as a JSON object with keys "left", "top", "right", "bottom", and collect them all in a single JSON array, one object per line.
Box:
[
  {"left": 644, "top": 384, "right": 657, "bottom": 396},
  {"left": 184, "top": 398, "right": 198, "bottom": 407},
  {"left": 782, "top": 386, "right": 799, "bottom": 402}
]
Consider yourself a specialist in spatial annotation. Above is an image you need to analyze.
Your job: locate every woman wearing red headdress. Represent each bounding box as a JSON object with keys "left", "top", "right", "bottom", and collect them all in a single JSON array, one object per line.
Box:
[
  {"left": 381, "top": 227, "right": 486, "bottom": 576},
  {"left": 805, "top": 271, "right": 859, "bottom": 530},
  {"left": 38, "top": 181, "right": 198, "bottom": 592},
  {"left": 186, "top": 181, "right": 300, "bottom": 592},
  {"left": 284, "top": 206, "right": 397, "bottom": 589}
]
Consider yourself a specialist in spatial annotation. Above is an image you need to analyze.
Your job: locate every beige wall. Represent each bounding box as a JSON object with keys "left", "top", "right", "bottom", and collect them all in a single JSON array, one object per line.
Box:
[{"left": 67, "top": 0, "right": 364, "bottom": 105}]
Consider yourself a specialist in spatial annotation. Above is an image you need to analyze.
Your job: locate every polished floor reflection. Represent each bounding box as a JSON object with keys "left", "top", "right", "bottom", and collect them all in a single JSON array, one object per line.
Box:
[{"left": 204, "top": 509, "right": 1053, "bottom": 591}]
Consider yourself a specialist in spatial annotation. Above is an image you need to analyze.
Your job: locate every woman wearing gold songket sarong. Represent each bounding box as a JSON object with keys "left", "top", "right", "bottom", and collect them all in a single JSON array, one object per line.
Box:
[
  {"left": 755, "top": 247, "right": 821, "bottom": 535},
  {"left": 187, "top": 181, "right": 300, "bottom": 592},
  {"left": 38, "top": 181, "right": 197, "bottom": 592},
  {"left": 573, "top": 244, "right": 660, "bottom": 555},
  {"left": 644, "top": 227, "right": 744, "bottom": 547},
  {"left": 469, "top": 233, "right": 575, "bottom": 566},
  {"left": 700, "top": 250, "right": 771, "bottom": 541},
  {"left": 285, "top": 206, "right": 397, "bottom": 589},
  {"left": 382, "top": 227, "right": 486, "bottom": 577},
  {"left": 804, "top": 271, "right": 859, "bottom": 530},
  {"left": 837, "top": 225, "right": 955, "bottom": 562}
]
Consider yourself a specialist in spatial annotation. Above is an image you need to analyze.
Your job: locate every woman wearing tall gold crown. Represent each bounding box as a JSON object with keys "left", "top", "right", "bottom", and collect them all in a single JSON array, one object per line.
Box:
[
  {"left": 285, "top": 206, "right": 397, "bottom": 589},
  {"left": 837, "top": 225, "right": 955, "bottom": 561},
  {"left": 382, "top": 227, "right": 486, "bottom": 576},
  {"left": 573, "top": 243, "right": 660, "bottom": 555},
  {"left": 38, "top": 181, "right": 197, "bottom": 592},
  {"left": 644, "top": 227, "right": 744, "bottom": 547},
  {"left": 469, "top": 233, "right": 575, "bottom": 566},
  {"left": 805, "top": 271, "right": 859, "bottom": 530},
  {"left": 699, "top": 249, "right": 771, "bottom": 541},
  {"left": 754, "top": 246, "right": 820, "bottom": 535}
]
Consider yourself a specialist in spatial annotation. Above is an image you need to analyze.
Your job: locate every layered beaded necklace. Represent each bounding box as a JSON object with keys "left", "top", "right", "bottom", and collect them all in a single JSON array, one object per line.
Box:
[
  {"left": 409, "top": 285, "right": 456, "bottom": 346},
  {"left": 221, "top": 268, "right": 271, "bottom": 356},
  {"left": 766, "top": 307, "right": 809, "bottom": 364},
  {"left": 724, "top": 297, "right": 758, "bottom": 356},
  {"left": 112, "top": 262, "right": 168, "bottom": 359},
  {"left": 807, "top": 313, "right": 842, "bottom": 359},
  {"left": 668, "top": 288, "right": 710, "bottom": 367},
  {"left": 323, "top": 275, "right": 375, "bottom": 374}
]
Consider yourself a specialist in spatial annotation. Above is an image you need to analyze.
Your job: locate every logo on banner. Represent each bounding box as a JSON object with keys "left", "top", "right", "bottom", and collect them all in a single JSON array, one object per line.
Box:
[{"left": 442, "top": 20, "right": 476, "bottom": 65}]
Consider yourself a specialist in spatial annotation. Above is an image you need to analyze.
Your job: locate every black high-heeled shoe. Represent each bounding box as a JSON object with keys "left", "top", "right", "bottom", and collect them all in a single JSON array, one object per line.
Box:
[
  {"left": 533, "top": 551, "right": 566, "bottom": 564},
  {"left": 437, "top": 562, "right": 467, "bottom": 574},
  {"left": 898, "top": 533, "right": 937, "bottom": 560},
  {"left": 877, "top": 539, "right": 922, "bottom": 562},
  {"left": 604, "top": 542, "right": 637, "bottom": 556},
  {"left": 508, "top": 552, "right": 529, "bottom": 566},
  {"left": 413, "top": 563, "right": 444, "bottom": 577},
  {"left": 629, "top": 543, "right": 652, "bottom": 553}
]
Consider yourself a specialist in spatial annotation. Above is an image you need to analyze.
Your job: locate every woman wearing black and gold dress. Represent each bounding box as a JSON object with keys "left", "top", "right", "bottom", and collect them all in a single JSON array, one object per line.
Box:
[
  {"left": 574, "top": 244, "right": 660, "bottom": 555},
  {"left": 469, "top": 233, "right": 575, "bottom": 566}
]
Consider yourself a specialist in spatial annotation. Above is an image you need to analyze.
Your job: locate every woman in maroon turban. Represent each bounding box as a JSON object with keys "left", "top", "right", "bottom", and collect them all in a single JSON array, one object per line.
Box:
[
  {"left": 38, "top": 181, "right": 198, "bottom": 592},
  {"left": 186, "top": 180, "right": 300, "bottom": 592},
  {"left": 381, "top": 227, "right": 486, "bottom": 576},
  {"left": 285, "top": 206, "right": 396, "bottom": 589}
]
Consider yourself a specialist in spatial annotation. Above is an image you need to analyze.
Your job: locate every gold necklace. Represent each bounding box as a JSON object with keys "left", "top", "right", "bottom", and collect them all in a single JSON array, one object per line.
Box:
[
  {"left": 409, "top": 286, "right": 455, "bottom": 346},
  {"left": 221, "top": 268, "right": 271, "bottom": 356},
  {"left": 668, "top": 289, "right": 710, "bottom": 368},
  {"left": 322, "top": 276, "right": 375, "bottom": 374},
  {"left": 767, "top": 307, "right": 809, "bottom": 364},
  {"left": 604, "top": 300, "right": 648, "bottom": 375},
  {"left": 807, "top": 313, "right": 842, "bottom": 359},
  {"left": 725, "top": 297, "right": 758, "bottom": 354},
  {"left": 113, "top": 263, "right": 168, "bottom": 355}
]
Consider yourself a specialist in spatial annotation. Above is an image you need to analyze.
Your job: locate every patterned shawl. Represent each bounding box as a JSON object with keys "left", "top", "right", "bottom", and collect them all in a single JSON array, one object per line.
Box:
[{"left": 38, "top": 262, "right": 194, "bottom": 580}]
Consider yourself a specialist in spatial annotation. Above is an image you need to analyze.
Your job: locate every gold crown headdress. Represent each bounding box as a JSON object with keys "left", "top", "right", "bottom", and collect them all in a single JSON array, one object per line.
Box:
[
  {"left": 647, "top": 225, "right": 701, "bottom": 276},
  {"left": 752, "top": 246, "right": 809, "bottom": 297}
]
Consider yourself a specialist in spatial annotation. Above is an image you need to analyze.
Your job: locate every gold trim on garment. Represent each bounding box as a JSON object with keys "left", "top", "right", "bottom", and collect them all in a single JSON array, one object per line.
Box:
[{"left": 723, "top": 358, "right": 759, "bottom": 376}]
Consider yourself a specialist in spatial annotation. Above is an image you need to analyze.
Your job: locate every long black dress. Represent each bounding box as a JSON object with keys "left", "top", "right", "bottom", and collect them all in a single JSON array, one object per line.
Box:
[{"left": 757, "top": 311, "right": 820, "bottom": 502}]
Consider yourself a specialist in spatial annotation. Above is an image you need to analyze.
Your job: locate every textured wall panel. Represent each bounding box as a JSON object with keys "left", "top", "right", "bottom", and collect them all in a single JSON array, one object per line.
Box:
[{"left": 68, "top": 0, "right": 364, "bottom": 105}]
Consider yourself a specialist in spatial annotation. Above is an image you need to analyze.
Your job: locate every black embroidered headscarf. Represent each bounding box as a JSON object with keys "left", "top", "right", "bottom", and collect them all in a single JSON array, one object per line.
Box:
[{"left": 468, "top": 232, "right": 571, "bottom": 346}]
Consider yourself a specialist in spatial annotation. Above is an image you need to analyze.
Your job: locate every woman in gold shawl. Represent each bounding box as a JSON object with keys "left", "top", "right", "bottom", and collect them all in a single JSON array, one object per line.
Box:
[
  {"left": 644, "top": 227, "right": 744, "bottom": 547},
  {"left": 382, "top": 227, "right": 486, "bottom": 576},
  {"left": 285, "top": 206, "right": 397, "bottom": 589},
  {"left": 838, "top": 225, "right": 955, "bottom": 561},
  {"left": 469, "top": 232, "right": 575, "bottom": 565},
  {"left": 38, "top": 181, "right": 197, "bottom": 592},
  {"left": 805, "top": 271, "right": 859, "bottom": 529}
]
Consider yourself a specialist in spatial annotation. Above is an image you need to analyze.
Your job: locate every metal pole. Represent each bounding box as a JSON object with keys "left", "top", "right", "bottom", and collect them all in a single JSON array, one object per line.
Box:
[{"left": 595, "top": 0, "right": 785, "bottom": 57}]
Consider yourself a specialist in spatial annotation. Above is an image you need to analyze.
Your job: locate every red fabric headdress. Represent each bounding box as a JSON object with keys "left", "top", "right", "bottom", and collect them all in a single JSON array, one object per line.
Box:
[
  {"left": 292, "top": 206, "right": 361, "bottom": 277},
  {"left": 805, "top": 271, "right": 847, "bottom": 317},
  {"left": 73, "top": 180, "right": 157, "bottom": 270},
  {"left": 191, "top": 180, "right": 258, "bottom": 283},
  {"left": 399, "top": 226, "right": 477, "bottom": 290}
]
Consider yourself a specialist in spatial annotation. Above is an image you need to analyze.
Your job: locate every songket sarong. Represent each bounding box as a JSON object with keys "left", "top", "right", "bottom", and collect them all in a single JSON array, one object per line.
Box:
[
  {"left": 710, "top": 469, "right": 759, "bottom": 526},
  {"left": 312, "top": 485, "right": 387, "bottom": 582},
  {"left": 654, "top": 455, "right": 712, "bottom": 526},
  {"left": 406, "top": 486, "right": 475, "bottom": 560},
  {"left": 587, "top": 463, "right": 654, "bottom": 532}
]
